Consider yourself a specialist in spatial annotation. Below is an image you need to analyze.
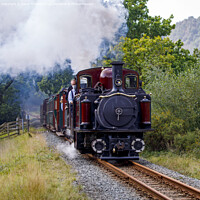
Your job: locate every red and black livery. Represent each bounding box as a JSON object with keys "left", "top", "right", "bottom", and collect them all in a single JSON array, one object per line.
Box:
[{"left": 41, "top": 61, "right": 153, "bottom": 160}]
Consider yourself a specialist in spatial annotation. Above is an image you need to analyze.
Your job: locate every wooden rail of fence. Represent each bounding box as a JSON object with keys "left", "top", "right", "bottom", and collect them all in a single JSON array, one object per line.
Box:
[{"left": 0, "top": 118, "right": 29, "bottom": 140}]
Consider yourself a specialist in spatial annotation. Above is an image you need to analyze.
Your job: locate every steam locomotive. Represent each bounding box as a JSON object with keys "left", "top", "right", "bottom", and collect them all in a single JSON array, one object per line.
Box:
[{"left": 40, "top": 61, "right": 153, "bottom": 160}]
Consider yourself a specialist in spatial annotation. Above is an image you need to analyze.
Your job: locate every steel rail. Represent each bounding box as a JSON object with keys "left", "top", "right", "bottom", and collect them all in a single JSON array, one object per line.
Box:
[
  {"left": 87, "top": 154, "right": 172, "bottom": 200},
  {"left": 130, "top": 161, "right": 200, "bottom": 199}
]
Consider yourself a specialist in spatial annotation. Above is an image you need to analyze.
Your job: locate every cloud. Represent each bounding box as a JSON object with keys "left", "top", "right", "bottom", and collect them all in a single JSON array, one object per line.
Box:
[{"left": 0, "top": 0, "right": 126, "bottom": 74}]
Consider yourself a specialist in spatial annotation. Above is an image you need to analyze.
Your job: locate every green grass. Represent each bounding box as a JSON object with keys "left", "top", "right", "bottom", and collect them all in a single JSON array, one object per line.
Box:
[
  {"left": 142, "top": 151, "right": 200, "bottom": 180},
  {"left": 0, "top": 130, "right": 19, "bottom": 139},
  {"left": 0, "top": 131, "right": 87, "bottom": 200}
]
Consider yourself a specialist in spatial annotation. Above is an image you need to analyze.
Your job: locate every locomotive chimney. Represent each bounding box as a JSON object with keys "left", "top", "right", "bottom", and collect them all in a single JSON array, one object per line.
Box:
[{"left": 111, "top": 61, "right": 124, "bottom": 93}]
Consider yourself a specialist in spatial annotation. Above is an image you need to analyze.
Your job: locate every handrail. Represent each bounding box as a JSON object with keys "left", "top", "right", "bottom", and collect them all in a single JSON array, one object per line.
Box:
[{"left": 99, "top": 92, "right": 136, "bottom": 98}]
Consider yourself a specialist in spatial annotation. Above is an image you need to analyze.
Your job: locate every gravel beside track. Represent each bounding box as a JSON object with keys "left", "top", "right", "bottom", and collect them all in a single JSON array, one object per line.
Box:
[
  {"left": 44, "top": 131, "right": 145, "bottom": 200},
  {"left": 44, "top": 131, "right": 200, "bottom": 200}
]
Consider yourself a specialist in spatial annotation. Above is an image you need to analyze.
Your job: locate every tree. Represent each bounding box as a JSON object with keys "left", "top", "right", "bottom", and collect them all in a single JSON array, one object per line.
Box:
[
  {"left": 169, "top": 39, "right": 198, "bottom": 73},
  {"left": 104, "top": 36, "right": 199, "bottom": 84},
  {"left": 0, "top": 74, "right": 14, "bottom": 104},
  {"left": 123, "top": 0, "right": 175, "bottom": 39},
  {"left": 38, "top": 60, "right": 74, "bottom": 96},
  {"left": 12, "top": 71, "right": 44, "bottom": 111},
  {"left": 0, "top": 74, "right": 20, "bottom": 124}
]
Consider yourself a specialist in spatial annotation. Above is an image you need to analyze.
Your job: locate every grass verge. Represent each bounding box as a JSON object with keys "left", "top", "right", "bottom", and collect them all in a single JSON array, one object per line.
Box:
[
  {"left": 0, "top": 131, "right": 87, "bottom": 200},
  {"left": 142, "top": 151, "right": 200, "bottom": 180}
]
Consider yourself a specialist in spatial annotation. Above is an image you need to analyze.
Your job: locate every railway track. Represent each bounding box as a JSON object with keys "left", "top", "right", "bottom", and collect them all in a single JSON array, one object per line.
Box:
[{"left": 87, "top": 154, "right": 200, "bottom": 200}]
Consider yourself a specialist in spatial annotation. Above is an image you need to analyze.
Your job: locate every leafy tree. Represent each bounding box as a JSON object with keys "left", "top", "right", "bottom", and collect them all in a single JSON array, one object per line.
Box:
[
  {"left": 124, "top": 0, "right": 175, "bottom": 39},
  {"left": 0, "top": 75, "right": 20, "bottom": 124},
  {"left": 0, "top": 75, "right": 14, "bottom": 104},
  {"left": 169, "top": 39, "right": 199, "bottom": 72},
  {"left": 38, "top": 60, "right": 74, "bottom": 96},
  {"left": 103, "top": 36, "right": 199, "bottom": 83}
]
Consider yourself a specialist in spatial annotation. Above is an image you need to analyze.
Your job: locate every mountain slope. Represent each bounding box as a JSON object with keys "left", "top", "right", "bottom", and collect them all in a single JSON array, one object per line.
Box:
[{"left": 169, "top": 16, "right": 200, "bottom": 52}]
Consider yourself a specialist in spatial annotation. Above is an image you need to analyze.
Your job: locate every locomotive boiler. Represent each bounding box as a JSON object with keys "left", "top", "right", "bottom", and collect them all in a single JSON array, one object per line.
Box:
[{"left": 41, "top": 61, "right": 153, "bottom": 160}]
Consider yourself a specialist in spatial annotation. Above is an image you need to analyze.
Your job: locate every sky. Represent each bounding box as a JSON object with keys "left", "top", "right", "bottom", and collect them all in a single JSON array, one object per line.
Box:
[{"left": 147, "top": 0, "right": 200, "bottom": 23}]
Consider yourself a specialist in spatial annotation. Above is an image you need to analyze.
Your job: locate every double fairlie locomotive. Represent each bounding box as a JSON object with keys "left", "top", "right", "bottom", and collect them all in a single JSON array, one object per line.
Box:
[{"left": 41, "top": 61, "right": 153, "bottom": 159}]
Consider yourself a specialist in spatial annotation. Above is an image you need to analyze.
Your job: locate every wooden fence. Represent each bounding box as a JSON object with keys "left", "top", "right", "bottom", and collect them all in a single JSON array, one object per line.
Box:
[{"left": 0, "top": 118, "right": 30, "bottom": 140}]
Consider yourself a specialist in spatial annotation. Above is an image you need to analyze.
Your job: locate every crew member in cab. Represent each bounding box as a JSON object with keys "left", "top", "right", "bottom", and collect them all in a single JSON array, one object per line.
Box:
[{"left": 68, "top": 79, "right": 77, "bottom": 105}]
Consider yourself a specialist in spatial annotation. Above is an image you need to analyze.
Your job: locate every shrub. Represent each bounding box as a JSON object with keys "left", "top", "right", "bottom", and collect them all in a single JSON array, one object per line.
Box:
[
  {"left": 174, "top": 129, "right": 200, "bottom": 158},
  {"left": 145, "top": 66, "right": 200, "bottom": 152},
  {"left": 145, "top": 111, "right": 185, "bottom": 151}
]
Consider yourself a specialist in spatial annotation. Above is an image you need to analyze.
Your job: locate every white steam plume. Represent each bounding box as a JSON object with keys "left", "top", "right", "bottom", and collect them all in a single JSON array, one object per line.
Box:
[
  {"left": 0, "top": 0, "right": 126, "bottom": 74},
  {"left": 57, "top": 142, "right": 77, "bottom": 159}
]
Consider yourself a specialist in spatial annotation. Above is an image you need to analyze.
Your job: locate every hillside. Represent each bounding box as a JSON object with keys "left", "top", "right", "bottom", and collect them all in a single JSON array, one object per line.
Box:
[{"left": 169, "top": 16, "right": 200, "bottom": 52}]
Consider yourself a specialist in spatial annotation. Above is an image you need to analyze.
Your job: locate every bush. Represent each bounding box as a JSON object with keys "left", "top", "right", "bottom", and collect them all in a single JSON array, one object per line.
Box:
[
  {"left": 174, "top": 129, "right": 200, "bottom": 158},
  {"left": 145, "top": 66, "right": 200, "bottom": 152},
  {"left": 145, "top": 111, "right": 185, "bottom": 151},
  {"left": 148, "top": 68, "right": 200, "bottom": 131}
]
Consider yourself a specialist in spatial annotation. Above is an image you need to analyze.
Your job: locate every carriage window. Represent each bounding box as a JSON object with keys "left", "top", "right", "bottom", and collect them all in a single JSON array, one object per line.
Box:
[
  {"left": 80, "top": 75, "right": 92, "bottom": 89},
  {"left": 125, "top": 75, "right": 137, "bottom": 89}
]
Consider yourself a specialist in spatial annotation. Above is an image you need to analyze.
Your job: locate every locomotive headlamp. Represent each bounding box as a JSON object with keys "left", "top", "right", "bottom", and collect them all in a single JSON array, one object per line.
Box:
[
  {"left": 115, "top": 79, "right": 122, "bottom": 86},
  {"left": 131, "top": 138, "right": 145, "bottom": 152}
]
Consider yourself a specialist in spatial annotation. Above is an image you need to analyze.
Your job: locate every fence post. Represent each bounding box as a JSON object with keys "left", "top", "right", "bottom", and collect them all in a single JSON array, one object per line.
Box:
[
  {"left": 16, "top": 117, "right": 20, "bottom": 135},
  {"left": 22, "top": 117, "right": 24, "bottom": 133},
  {"left": 7, "top": 123, "right": 10, "bottom": 138},
  {"left": 26, "top": 115, "right": 30, "bottom": 133}
]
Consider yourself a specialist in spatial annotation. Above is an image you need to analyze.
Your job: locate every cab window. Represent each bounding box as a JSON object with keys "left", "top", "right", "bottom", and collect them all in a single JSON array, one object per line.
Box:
[
  {"left": 80, "top": 75, "right": 92, "bottom": 89},
  {"left": 125, "top": 75, "right": 137, "bottom": 89}
]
